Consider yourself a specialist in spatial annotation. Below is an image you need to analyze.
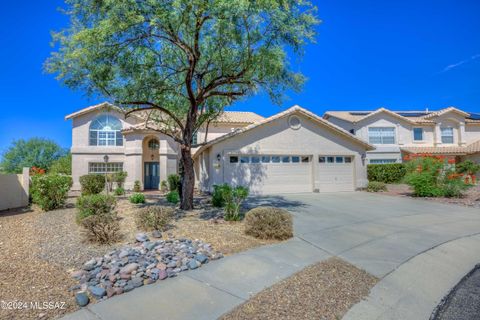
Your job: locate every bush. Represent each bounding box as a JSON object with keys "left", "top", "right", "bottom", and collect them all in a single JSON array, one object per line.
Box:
[
  {"left": 80, "top": 214, "right": 120, "bottom": 244},
  {"left": 441, "top": 176, "right": 469, "bottom": 198},
  {"left": 367, "top": 164, "right": 406, "bottom": 183},
  {"left": 76, "top": 194, "right": 116, "bottom": 222},
  {"left": 223, "top": 186, "right": 249, "bottom": 221},
  {"left": 244, "top": 207, "right": 293, "bottom": 240},
  {"left": 366, "top": 181, "right": 387, "bottom": 192},
  {"left": 133, "top": 180, "right": 141, "bottom": 192},
  {"left": 106, "top": 173, "right": 115, "bottom": 192},
  {"left": 212, "top": 184, "right": 230, "bottom": 207},
  {"left": 79, "top": 174, "right": 105, "bottom": 195},
  {"left": 130, "top": 193, "right": 145, "bottom": 204},
  {"left": 160, "top": 180, "right": 168, "bottom": 192},
  {"left": 167, "top": 174, "right": 180, "bottom": 192},
  {"left": 31, "top": 174, "right": 72, "bottom": 211},
  {"left": 49, "top": 153, "right": 72, "bottom": 175},
  {"left": 166, "top": 191, "right": 180, "bottom": 204},
  {"left": 456, "top": 160, "right": 480, "bottom": 175},
  {"left": 136, "top": 206, "right": 174, "bottom": 231},
  {"left": 114, "top": 187, "right": 125, "bottom": 196}
]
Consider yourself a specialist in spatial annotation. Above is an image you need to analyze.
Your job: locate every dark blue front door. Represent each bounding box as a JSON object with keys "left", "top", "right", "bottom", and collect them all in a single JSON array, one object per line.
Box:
[{"left": 144, "top": 162, "right": 160, "bottom": 190}]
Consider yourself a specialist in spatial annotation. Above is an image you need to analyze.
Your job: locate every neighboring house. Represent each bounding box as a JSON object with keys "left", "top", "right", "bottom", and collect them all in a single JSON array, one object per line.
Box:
[
  {"left": 193, "top": 106, "right": 374, "bottom": 194},
  {"left": 65, "top": 102, "right": 264, "bottom": 191},
  {"left": 323, "top": 107, "right": 480, "bottom": 164},
  {"left": 67, "top": 103, "right": 374, "bottom": 194}
]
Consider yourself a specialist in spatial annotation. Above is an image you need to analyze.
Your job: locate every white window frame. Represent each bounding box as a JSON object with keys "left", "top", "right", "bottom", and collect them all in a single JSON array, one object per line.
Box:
[
  {"left": 413, "top": 128, "right": 424, "bottom": 142},
  {"left": 368, "top": 127, "right": 396, "bottom": 144},
  {"left": 441, "top": 127, "right": 454, "bottom": 144},
  {"left": 89, "top": 115, "right": 123, "bottom": 146},
  {"left": 319, "top": 156, "right": 353, "bottom": 164},
  {"left": 369, "top": 159, "right": 397, "bottom": 164},
  {"left": 88, "top": 162, "right": 124, "bottom": 174}
]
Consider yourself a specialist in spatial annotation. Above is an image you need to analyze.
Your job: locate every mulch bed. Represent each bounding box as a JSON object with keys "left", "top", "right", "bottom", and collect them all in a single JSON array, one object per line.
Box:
[
  {"left": 221, "top": 257, "right": 378, "bottom": 320},
  {"left": 0, "top": 194, "right": 279, "bottom": 319},
  {"left": 376, "top": 184, "right": 480, "bottom": 208}
]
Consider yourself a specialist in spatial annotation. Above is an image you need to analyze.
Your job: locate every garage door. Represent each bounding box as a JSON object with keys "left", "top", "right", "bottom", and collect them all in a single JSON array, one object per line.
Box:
[
  {"left": 317, "top": 155, "right": 355, "bottom": 192},
  {"left": 224, "top": 155, "right": 312, "bottom": 194}
]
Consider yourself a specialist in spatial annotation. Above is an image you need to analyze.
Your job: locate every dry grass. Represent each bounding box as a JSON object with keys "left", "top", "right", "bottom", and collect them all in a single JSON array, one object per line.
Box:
[{"left": 221, "top": 258, "right": 378, "bottom": 320}]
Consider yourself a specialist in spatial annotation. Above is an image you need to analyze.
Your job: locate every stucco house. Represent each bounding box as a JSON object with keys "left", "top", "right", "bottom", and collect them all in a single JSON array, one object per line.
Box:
[
  {"left": 66, "top": 103, "right": 374, "bottom": 193},
  {"left": 323, "top": 107, "right": 480, "bottom": 164}
]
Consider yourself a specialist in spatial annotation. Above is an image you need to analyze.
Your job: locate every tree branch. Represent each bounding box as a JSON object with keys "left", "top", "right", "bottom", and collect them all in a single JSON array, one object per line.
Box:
[{"left": 121, "top": 101, "right": 185, "bottom": 131}]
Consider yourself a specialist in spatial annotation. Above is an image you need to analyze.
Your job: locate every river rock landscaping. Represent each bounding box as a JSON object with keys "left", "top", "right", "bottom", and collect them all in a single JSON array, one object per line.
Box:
[{"left": 71, "top": 234, "right": 223, "bottom": 305}]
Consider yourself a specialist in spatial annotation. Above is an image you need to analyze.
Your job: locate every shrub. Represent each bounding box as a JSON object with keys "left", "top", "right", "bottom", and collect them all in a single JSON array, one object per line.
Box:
[
  {"left": 244, "top": 207, "right": 293, "bottom": 240},
  {"left": 79, "top": 174, "right": 105, "bottom": 195},
  {"left": 366, "top": 181, "right": 387, "bottom": 192},
  {"left": 160, "top": 180, "right": 168, "bottom": 192},
  {"left": 80, "top": 214, "right": 120, "bottom": 244},
  {"left": 367, "top": 164, "right": 406, "bottom": 183},
  {"left": 166, "top": 191, "right": 180, "bottom": 204},
  {"left": 76, "top": 194, "right": 116, "bottom": 222},
  {"left": 167, "top": 174, "right": 180, "bottom": 192},
  {"left": 113, "top": 171, "right": 128, "bottom": 189},
  {"left": 114, "top": 187, "right": 125, "bottom": 196},
  {"left": 441, "top": 176, "right": 469, "bottom": 198},
  {"left": 130, "top": 193, "right": 145, "bottom": 204},
  {"left": 212, "top": 184, "right": 230, "bottom": 207},
  {"left": 133, "top": 180, "right": 142, "bottom": 192},
  {"left": 223, "top": 186, "right": 249, "bottom": 221},
  {"left": 31, "top": 174, "right": 72, "bottom": 211},
  {"left": 456, "top": 160, "right": 480, "bottom": 175},
  {"left": 106, "top": 173, "right": 115, "bottom": 192},
  {"left": 136, "top": 206, "right": 174, "bottom": 231},
  {"left": 48, "top": 153, "right": 72, "bottom": 175}
]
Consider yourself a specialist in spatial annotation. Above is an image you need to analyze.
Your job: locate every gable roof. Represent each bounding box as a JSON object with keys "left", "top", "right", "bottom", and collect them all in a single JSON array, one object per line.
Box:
[
  {"left": 65, "top": 102, "right": 263, "bottom": 125},
  {"left": 324, "top": 108, "right": 434, "bottom": 124},
  {"left": 193, "top": 105, "right": 375, "bottom": 158},
  {"left": 422, "top": 106, "right": 470, "bottom": 119},
  {"left": 401, "top": 138, "right": 480, "bottom": 155}
]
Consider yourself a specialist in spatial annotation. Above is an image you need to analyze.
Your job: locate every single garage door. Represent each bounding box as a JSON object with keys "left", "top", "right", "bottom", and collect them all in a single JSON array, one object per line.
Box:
[
  {"left": 224, "top": 154, "right": 312, "bottom": 194},
  {"left": 317, "top": 155, "right": 355, "bottom": 192}
]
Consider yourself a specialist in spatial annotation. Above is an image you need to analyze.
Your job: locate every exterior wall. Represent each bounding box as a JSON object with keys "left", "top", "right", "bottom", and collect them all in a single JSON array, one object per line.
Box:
[
  {"left": 197, "top": 112, "right": 369, "bottom": 192},
  {"left": 465, "top": 125, "right": 480, "bottom": 144},
  {"left": 0, "top": 168, "right": 29, "bottom": 211}
]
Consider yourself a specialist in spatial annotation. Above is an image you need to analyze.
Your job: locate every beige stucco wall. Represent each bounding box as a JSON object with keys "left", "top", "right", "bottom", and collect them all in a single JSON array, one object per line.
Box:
[
  {"left": 0, "top": 168, "right": 29, "bottom": 211},
  {"left": 465, "top": 125, "right": 480, "bottom": 144},
  {"left": 197, "top": 112, "right": 369, "bottom": 193}
]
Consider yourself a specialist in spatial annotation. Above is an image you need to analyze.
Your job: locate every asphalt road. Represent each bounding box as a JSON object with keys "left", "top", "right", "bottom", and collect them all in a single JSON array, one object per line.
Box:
[{"left": 432, "top": 265, "right": 480, "bottom": 320}]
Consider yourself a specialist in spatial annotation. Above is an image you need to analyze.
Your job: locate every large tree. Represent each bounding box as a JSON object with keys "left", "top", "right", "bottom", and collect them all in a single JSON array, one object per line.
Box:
[
  {"left": 46, "top": 0, "right": 319, "bottom": 209},
  {"left": 0, "top": 138, "right": 67, "bottom": 173}
]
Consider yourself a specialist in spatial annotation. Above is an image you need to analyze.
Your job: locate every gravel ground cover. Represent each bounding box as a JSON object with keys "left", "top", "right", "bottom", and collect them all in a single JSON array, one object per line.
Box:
[
  {"left": 221, "top": 258, "right": 378, "bottom": 320},
  {"left": 0, "top": 194, "right": 279, "bottom": 319},
  {"left": 375, "top": 183, "right": 480, "bottom": 208}
]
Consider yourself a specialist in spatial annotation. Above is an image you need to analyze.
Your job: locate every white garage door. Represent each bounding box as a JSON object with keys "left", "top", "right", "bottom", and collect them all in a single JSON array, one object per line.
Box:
[
  {"left": 317, "top": 155, "right": 355, "bottom": 192},
  {"left": 224, "top": 155, "right": 312, "bottom": 194}
]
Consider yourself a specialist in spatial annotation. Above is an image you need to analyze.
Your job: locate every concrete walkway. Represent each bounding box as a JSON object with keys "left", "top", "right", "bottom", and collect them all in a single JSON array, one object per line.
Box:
[{"left": 63, "top": 193, "right": 480, "bottom": 320}]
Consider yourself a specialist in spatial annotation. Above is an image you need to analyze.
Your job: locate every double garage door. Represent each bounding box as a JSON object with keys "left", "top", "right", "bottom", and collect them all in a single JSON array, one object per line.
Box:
[{"left": 224, "top": 154, "right": 354, "bottom": 194}]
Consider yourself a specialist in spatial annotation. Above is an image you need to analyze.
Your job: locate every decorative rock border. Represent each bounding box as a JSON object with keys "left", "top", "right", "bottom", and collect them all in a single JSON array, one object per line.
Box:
[{"left": 70, "top": 233, "right": 223, "bottom": 306}]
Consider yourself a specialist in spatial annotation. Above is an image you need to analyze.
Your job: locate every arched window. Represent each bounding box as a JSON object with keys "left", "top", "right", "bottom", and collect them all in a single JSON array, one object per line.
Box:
[
  {"left": 89, "top": 115, "right": 123, "bottom": 146},
  {"left": 148, "top": 138, "right": 159, "bottom": 150}
]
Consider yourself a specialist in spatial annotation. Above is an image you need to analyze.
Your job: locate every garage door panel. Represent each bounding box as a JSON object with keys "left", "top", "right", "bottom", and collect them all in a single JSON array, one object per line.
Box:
[{"left": 317, "top": 158, "right": 355, "bottom": 192}]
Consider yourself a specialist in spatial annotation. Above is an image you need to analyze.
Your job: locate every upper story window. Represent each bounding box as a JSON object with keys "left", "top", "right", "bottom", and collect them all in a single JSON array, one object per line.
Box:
[
  {"left": 441, "top": 127, "right": 454, "bottom": 144},
  {"left": 148, "top": 138, "right": 159, "bottom": 150},
  {"left": 368, "top": 127, "right": 395, "bottom": 144},
  {"left": 413, "top": 128, "right": 424, "bottom": 141},
  {"left": 89, "top": 115, "right": 123, "bottom": 146}
]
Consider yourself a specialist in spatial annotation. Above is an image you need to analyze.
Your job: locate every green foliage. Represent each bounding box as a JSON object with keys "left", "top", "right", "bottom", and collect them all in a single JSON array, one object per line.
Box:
[
  {"left": 31, "top": 174, "right": 72, "bottom": 211},
  {"left": 212, "top": 184, "right": 230, "bottom": 207},
  {"left": 133, "top": 180, "right": 142, "bottom": 192},
  {"left": 136, "top": 206, "right": 174, "bottom": 231},
  {"left": 366, "top": 181, "right": 387, "bottom": 192},
  {"left": 223, "top": 185, "right": 249, "bottom": 221},
  {"left": 404, "top": 156, "right": 470, "bottom": 198},
  {"left": 244, "top": 207, "right": 293, "bottom": 240},
  {"left": 167, "top": 174, "right": 180, "bottom": 192},
  {"left": 130, "top": 193, "right": 146, "bottom": 204},
  {"left": 76, "top": 194, "right": 116, "bottom": 222},
  {"left": 160, "top": 180, "right": 168, "bottom": 192},
  {"left": 113, "top": 171, "right": 128, "bottom": 188},
  {"left": 49, "top": 153, "right": 72, "bottom": 175},
  {"left": 114, "top": 187, "right": 125, "bottom": 196},
  {"left": 0, "top": 138, "right": 66, "bottom": 173},
  {"left": 166, "top": 191, "right": 180, "bottom": 204},
  {"left": 79, "top": 174, "right": 105, "bottom": 195},
  {"left": 456, "top": 160, "right": 480, "bottom": 175},
  {"left": 367, "top": 164, "right": 406, "bottom": 183}
]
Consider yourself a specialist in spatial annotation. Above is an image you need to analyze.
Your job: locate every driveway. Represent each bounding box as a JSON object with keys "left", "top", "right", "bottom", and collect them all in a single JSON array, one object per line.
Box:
[{"left": 64, "top": 193, "right": 480, "bottom": 320}]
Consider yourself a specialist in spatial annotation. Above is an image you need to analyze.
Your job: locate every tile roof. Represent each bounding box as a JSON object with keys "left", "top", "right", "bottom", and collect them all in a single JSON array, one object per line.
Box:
[
  {"left": 193, "top": 105, "right": 375, "bottom": 158},
  {"left": 401, "top": 139, "right": 480, "bottom": 155}
]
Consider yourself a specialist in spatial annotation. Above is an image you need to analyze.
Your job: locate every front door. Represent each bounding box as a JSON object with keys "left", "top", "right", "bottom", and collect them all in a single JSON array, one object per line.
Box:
[{"left": 144, "top": 162, "right": 160, "bottom": 190}]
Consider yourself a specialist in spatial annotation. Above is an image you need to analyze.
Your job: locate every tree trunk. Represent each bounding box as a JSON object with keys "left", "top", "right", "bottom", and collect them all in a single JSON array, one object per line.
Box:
[{"left": 180, "top": 147, "right": 195, "bottom": 210}]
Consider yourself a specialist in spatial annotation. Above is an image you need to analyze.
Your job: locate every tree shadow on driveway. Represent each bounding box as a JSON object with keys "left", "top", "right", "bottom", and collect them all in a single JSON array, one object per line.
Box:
[{"left": 243, "top": 195, "right": 307, "bottom": 211}]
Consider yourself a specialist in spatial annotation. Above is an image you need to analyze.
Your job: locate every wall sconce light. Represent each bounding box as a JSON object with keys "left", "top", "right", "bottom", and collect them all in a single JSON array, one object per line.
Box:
[
  {"left": 151, "top": 154, "right": 154, "bottom": 160},
  {"left": 216, "top": 153, "right": 221, "bottom": 161}
]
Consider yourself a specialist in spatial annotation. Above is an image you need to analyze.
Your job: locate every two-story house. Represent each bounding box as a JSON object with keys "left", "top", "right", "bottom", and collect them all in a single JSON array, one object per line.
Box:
[{"left": 323, "top": 107, "right": 480, "bottom": 164}]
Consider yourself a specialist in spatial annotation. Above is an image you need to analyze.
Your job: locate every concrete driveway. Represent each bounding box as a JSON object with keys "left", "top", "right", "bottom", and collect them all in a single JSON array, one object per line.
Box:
[{"left": 64, "top": 192, "right": 480, "bottom": 320}]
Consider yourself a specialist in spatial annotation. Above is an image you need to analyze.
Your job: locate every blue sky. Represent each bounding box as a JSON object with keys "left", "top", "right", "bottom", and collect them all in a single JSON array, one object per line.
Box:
[{"left": 1, "top": 0, "right": 479, "bottom": 153}]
